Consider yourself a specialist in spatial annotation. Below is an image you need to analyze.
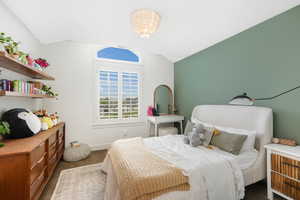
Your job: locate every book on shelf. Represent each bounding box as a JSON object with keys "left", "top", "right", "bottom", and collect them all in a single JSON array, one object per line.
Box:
[{"left": 0, "top": 79, "right": 44, "bottom": 95}]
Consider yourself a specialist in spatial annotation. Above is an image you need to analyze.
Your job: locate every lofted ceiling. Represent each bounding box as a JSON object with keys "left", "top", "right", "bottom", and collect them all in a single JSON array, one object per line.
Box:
[{"left": 2, "top": 0, "right": 300, "bottom": 62}]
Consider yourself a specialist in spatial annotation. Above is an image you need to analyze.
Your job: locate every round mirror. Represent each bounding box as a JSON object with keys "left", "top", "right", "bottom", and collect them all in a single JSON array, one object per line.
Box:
[{"left": 153, "top": 85, "right": 174, "bottom": 115}]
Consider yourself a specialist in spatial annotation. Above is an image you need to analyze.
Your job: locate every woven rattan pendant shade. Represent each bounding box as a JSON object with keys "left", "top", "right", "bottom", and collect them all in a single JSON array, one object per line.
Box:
[{"left": 131, "top": 9, "right": 160, "bottom": 38}]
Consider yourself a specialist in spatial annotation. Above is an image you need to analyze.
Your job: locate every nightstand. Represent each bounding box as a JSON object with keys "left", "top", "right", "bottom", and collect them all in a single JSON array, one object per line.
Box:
[{"left": 265, "top": 144, "right": 300, "bottom": 200}]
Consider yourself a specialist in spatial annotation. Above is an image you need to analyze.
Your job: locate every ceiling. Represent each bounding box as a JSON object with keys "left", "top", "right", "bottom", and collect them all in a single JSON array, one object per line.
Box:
[{"left": 3, "top": 0, "right": 300, "bottom": 62}]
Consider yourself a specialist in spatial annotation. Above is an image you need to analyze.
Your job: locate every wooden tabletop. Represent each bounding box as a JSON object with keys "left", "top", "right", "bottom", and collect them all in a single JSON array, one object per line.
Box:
[{"left": 0, "top": 122, "right": 64, "bottom": 157}]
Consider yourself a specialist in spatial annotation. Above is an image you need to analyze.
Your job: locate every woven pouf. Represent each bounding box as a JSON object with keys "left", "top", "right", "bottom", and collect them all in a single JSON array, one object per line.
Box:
[{"left": 63, "top": 143, "right": 91, "bottom": 162}]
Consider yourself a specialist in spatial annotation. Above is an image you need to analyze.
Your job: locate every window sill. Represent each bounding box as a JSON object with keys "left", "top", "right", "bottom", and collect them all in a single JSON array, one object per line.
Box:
[{"left": 92, "top": 120, "right": 145, "bottom": 129}]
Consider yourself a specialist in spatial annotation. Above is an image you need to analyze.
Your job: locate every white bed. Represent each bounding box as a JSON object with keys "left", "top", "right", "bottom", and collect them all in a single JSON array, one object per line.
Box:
[
  {"left": 190, "top": 105, "right": 273, "bottom": 186},
  {"left": 103, "top": 105, "right": 273, "bottom": 200}
]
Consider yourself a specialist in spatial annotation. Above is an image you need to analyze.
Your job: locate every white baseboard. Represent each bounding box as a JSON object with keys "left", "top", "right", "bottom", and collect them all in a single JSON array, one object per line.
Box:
[{"left": 91, "top": 143, "right": 111, "bottom": 151}]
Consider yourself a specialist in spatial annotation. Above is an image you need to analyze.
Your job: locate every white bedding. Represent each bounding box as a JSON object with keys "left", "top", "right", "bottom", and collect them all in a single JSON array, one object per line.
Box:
[
  {"left": 211, "top": 147, "right": 258, "bottom": 170},
  {"left": 103, "top": 135, "right": 247, "bottom": 200}
]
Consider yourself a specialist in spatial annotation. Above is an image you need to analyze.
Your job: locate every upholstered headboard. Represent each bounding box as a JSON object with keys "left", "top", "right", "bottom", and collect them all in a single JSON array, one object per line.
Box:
[{"left": 191, "top": 105, "right": 273, "bottom": 185}]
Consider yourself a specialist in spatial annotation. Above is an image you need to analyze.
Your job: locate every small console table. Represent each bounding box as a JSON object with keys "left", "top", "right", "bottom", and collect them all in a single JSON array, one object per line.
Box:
[{"left": 147, "top": 115, "right": 184, "bottom": 137}]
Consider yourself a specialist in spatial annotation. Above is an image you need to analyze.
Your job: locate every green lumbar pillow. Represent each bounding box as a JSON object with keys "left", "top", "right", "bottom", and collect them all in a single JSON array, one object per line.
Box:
[{"left": 210, "top": 130, "right": 248, "bottom": 155}]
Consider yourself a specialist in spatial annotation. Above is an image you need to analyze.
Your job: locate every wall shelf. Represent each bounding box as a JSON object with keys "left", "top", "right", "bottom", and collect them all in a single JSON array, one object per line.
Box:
[
  {"left": 0, "top": 90, "right": 55, "bottom": 99},
  {"left": 0, "top": 51, "right": 55, "bottom": 80}
]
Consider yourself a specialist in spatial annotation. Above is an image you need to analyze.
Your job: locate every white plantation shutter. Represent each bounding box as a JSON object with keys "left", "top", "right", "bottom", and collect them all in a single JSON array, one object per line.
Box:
[
  {"left": 122, "top": 72, "right": 139, "bottom": 119},
  {"left": 99, "top": 71, "right": 119, "bottom": 119},
  {"left": 99, "top": 70, "right": 139, "bottom": 120}
]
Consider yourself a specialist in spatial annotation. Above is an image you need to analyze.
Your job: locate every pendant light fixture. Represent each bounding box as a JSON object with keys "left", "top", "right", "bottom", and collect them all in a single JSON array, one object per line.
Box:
[{"left": 131, "top": 9, "right": 160, "bottom": 38}]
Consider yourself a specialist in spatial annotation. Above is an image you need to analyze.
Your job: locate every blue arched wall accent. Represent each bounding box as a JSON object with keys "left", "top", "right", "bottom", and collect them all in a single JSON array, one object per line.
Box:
[{"left": 97, "top": 47, "right": 139, "bottom": 62}]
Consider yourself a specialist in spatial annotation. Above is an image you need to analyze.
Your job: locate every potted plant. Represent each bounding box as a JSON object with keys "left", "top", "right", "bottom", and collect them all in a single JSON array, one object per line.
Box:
[
  {"left": 0, "top": 32, "right": 10, "bottom": 52},
  {"left": 5, "top": 40, "right": 19, "bottom": 58},
  {"left": 42, "top": 85, "right": 58, "bottom": 97},
  {"left": 0, "top": 121, "right": 10, "bottom": 147},
  {"left": 0, "top": 33, "right": 20, "bottom": 58},
  {"left": 17, "top": 51, "right": 29, "bottom": 65}
]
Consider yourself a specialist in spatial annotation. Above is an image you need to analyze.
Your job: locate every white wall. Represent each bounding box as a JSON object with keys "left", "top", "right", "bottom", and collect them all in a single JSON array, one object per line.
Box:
[
  {"left": 42, "top": 41, "right": 174, "bottom": 149},
  {"left": 0, "top": 2, "right": 42, "bottom": 114},
  {"left": 0, "top": 2, "right": 174, "bottom": 149}
]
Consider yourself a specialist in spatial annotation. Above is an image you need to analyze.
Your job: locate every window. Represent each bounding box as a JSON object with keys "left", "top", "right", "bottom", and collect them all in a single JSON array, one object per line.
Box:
[
  {"left": 97, "top": 47, "right": 139, "bottom": 63},
  {"left": 95, "top": 47, "right": 142, "bottom": 123},
  {"left": 122, "top": 72, "right": 139, "bottom": 119},
  {"left": 98, "top": 70, "right": 140, "bottom": 120}
]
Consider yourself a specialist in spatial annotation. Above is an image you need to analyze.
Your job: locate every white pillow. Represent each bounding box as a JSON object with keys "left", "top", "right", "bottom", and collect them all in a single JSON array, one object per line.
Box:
[{"left": 192, "top": 120, "right": 256, "bottom": 153}]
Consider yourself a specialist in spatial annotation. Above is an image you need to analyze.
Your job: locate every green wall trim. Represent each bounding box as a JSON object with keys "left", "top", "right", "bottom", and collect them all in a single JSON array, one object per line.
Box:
[{"left": 174, "top": 6, "right": 300, "bottom": 142}]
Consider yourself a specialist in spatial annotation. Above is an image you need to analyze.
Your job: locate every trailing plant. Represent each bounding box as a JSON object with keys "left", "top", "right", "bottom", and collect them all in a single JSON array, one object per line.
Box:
[
  {"left": 5, "top": 40, "right": 19, "bottom": 55},
  {"left": 0, "top": 32, "right": 19, "bottom": 55},
  {"left": 0, "top": 121, "right": 10, "bottom": 147},
  {"left": 18, "top": 51, "right": 29, "bottom": 64},
  {"left": 42, "top": 85, "right": 58, "bottom": 97},
  {"left": 0, "top": 32, "right": 11, "bottom": 45},
  {"left": 0, "top": 121, "right": 10, "bottom": 135}
]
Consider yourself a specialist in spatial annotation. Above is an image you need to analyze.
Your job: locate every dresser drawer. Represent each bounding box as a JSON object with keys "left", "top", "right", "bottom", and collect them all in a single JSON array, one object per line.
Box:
[
  {"left": 58, "top": 143, "right": 64, "bottom": 159},
  {"left": 272, "top": 153, "right": 300, "bottom": 180},
  {"left": 49, "top": 133, "right": 57, "bottom": 146},
  {"left": 271, "top": 172, "right": 300, "bottom": 199},
  {"left": 30, "top": 142, "right": 46, "bottom": 167},
  {"left": 30, "top": 169, "right": 45, "bottom": 200},
  {"left": 58, "top": 142, "right": 64, "bottom": 152},
  {"left": 30, "top": 155, "right": 46, "bottom": 184},
  {"left": 49, "top": 152, "right": 58, "bottom": 171},
  {"left": 58, "top": 135, "right": 64, "bottom": 145},
  {"left": 58, "top": 127, "right": 64, "bottom": 138},
  {"left": 49, "top": 142, "right": 57, "bottom": 158}
]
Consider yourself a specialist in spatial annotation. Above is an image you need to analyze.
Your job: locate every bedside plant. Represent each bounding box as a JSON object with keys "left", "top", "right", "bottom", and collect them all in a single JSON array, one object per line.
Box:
[{"left": 0, "top": 121, "right": 10, "bottom": 147}]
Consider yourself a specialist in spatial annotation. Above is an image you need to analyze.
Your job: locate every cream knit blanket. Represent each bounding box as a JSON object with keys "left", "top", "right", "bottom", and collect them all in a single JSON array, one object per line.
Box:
[{"left": 108, "top": 137, "right": 190, "bottom": 200}]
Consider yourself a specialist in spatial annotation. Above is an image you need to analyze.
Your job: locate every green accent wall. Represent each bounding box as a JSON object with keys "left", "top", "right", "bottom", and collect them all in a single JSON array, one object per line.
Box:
[{"left": 174, "top": 6, "right": 300, "bottom": 142}]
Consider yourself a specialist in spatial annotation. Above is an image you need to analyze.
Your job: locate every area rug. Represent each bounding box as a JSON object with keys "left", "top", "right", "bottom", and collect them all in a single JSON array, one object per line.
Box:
[{"left": 51, "top": 163, "right": 105, "bottom": 200}]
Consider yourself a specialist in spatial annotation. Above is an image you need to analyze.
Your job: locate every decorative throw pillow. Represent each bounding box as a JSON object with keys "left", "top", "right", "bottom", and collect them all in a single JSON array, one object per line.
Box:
[
  {"left": 184, "top": 120, "right": 193, "bottom": 136},
  {"left": 184, "top": 123, "right": 213, "bottom": 147},
  {"left": 214, "top": 126, "right": 256, "bottom": 153},
  {"left": 184, "top": 123, "right": 203, "bottom": 146},
  {"left": 196, "top": 121, "right": 256, "bottom": 153},
  {"left": 210, "top": 130, "right": 248, "bottom": 155},
  {"left": 202, "top": 127, "right": 214, "bottom": 147}
]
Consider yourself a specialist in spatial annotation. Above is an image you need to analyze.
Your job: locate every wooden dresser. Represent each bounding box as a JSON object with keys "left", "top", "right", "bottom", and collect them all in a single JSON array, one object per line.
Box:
[
  {"left": 265, "top": 144, "right": 300, "bottom": 200},
  {"left": 0, "top": 122, "right": 65, "bottom": 200}
]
